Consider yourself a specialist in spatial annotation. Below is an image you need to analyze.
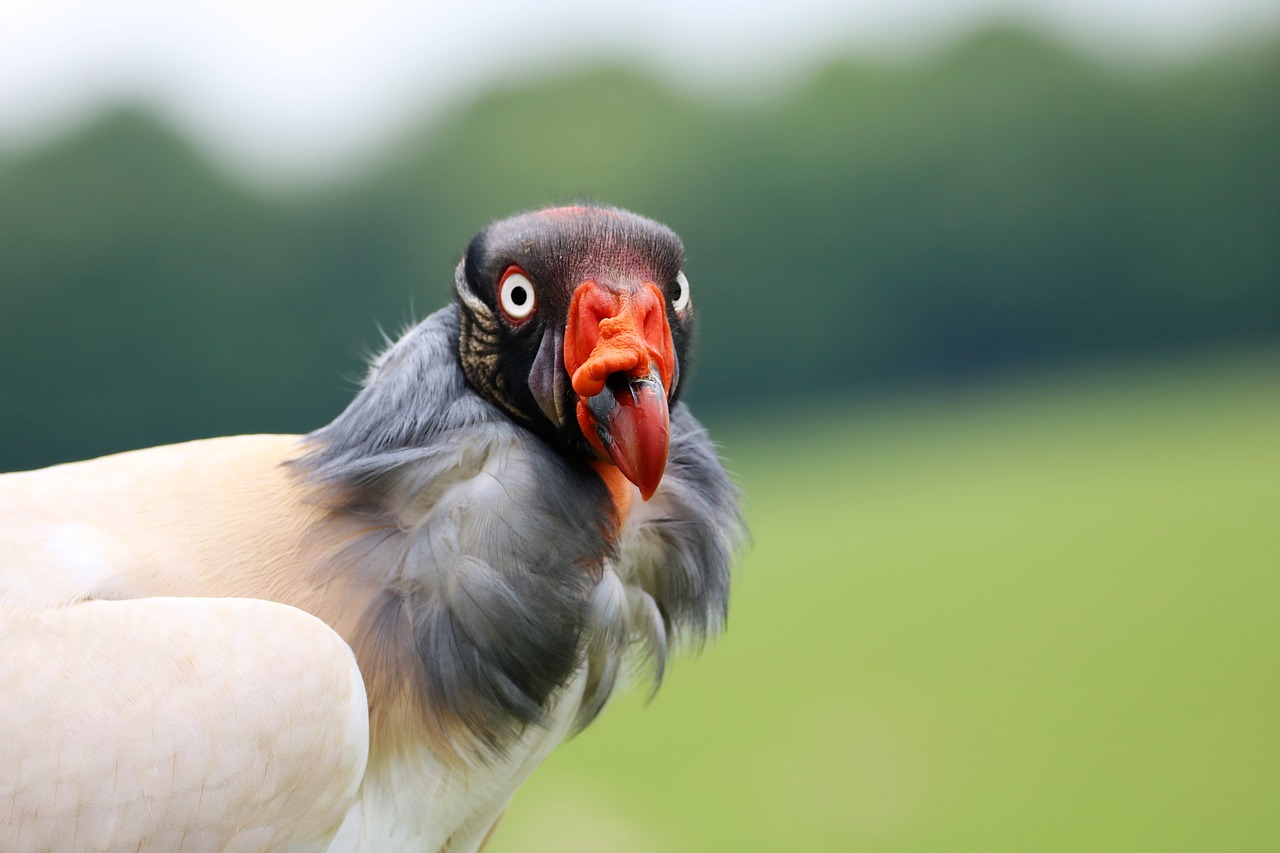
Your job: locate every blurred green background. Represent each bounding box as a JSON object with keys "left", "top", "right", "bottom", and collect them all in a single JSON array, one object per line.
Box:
[
  {"left": 494, "top": 355, "right": 1280, "bottom": 852},
  {"left": 2, "top": 12, "right": 1278, "bottom": 851}
]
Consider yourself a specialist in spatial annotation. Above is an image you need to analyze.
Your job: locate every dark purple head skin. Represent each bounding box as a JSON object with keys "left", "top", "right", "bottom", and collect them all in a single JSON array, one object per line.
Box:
[{"left": 453, "top": 205, "right": 694, "bottom": 461}]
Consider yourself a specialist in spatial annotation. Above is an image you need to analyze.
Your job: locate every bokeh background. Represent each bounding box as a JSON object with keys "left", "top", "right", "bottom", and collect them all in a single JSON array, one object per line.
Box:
[{"left": 3, "top": 1, "right": 1278, "bottom": 849}]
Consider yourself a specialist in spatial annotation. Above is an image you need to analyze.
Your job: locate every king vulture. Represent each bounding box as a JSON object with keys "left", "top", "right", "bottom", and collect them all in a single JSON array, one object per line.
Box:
[{"left": 0, "top": 205, "right": 745, "bottom": 852}]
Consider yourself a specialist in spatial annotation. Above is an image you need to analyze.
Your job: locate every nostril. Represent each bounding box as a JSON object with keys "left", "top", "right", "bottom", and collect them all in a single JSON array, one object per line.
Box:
[{"left": 604, "top": 371, "right": 634, "bottom": 401}]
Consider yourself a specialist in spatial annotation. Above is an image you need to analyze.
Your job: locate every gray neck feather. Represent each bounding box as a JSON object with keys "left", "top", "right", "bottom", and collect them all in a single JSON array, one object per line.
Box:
[{"left": 291, "top": 304, "right": 746, "bottom": 756}]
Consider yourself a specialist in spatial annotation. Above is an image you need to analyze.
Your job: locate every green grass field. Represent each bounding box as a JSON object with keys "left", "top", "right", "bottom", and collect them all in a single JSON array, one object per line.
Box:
[{"left": 489, "top": 353, "right": 1280, "bottom": 852}]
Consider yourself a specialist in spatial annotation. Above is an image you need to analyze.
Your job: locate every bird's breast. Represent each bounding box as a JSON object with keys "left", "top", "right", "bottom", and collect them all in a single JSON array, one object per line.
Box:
[{"left": 329, "top": 667, "right": 590, "bottom": 853}]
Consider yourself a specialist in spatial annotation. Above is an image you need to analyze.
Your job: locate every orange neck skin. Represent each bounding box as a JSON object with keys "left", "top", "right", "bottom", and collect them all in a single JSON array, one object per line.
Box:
[{"left": 590, "top": 459, "right": 635, "bottom": 532}]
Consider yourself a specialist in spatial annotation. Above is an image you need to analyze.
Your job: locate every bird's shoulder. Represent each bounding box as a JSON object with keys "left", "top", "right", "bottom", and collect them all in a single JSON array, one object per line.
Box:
[{"left": 0, "top": 434, "right": 310, "bottom": 610}]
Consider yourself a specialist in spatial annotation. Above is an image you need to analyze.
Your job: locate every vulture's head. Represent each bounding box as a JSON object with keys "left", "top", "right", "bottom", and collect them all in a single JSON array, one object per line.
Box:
[{"left": 453, "top": 205, "right": 692, "bottom": 500}]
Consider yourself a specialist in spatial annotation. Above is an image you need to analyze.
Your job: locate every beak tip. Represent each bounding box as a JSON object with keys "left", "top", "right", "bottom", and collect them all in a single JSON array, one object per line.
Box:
[
  {"left": 602, "top": 418, "right": 668, "bottom": 501},
  {"left": 618, "top": 448, "right": 666, "bottom": 503}
]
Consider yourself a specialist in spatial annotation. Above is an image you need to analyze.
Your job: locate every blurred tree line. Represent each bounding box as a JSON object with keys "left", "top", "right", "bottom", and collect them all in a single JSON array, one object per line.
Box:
[{"left": 1, "top": 26, "right": 1277, "bottom": 472}]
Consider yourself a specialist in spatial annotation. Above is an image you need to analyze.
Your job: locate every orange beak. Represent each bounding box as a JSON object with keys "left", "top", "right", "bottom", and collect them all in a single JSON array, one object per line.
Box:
[{"left": 564, "top": 279, "right": 675, "bottom": 501}]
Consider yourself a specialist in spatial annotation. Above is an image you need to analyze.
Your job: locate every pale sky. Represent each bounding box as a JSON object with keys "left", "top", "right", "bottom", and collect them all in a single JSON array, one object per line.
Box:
[{"left": 1, "top": 0, "right": 1276, "bottom": 181}]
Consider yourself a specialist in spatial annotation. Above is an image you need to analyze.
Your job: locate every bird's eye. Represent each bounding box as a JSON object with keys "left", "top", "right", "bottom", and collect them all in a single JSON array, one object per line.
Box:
[
  {"left": 499, "top": 267, "right": 537, "bottom": 322},
  {"left": 672, "top": 271, "right": 691, "bottom": 313}
]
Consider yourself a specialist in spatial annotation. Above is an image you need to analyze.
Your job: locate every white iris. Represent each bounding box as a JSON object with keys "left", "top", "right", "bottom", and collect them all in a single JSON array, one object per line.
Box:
[
  {"left": 500, "top": 272, "right": 536, "bottom": 321},
  {"left": 673, "top": 271, "right": 691, "bottom": 313}
]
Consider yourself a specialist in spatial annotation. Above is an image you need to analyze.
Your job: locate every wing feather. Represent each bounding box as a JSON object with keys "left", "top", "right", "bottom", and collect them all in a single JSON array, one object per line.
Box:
[{"left": 0, "top": 596, "right": 368, "bottom": 852}]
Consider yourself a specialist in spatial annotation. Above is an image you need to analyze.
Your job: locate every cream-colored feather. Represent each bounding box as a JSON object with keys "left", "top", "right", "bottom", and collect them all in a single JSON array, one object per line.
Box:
[
  {"left": 0, "top": 437, "right": 379, "bottom": 850},
  {"left": 0, "top": 436, "right": 324, "bottom": 608},
  {"left": 0, "top": 596, "right": 368, "bottom": 852}
]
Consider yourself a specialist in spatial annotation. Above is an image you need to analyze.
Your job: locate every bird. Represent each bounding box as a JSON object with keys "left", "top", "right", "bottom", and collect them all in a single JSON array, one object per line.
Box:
[{"left": 0, "top": 204, "right": 745, "bottom": 852}]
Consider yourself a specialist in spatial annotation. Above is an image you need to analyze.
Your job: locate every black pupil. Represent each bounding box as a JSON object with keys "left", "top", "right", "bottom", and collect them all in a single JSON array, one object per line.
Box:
[{"left": 510, "top": 286, "right": 527, "bottom": 306}]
